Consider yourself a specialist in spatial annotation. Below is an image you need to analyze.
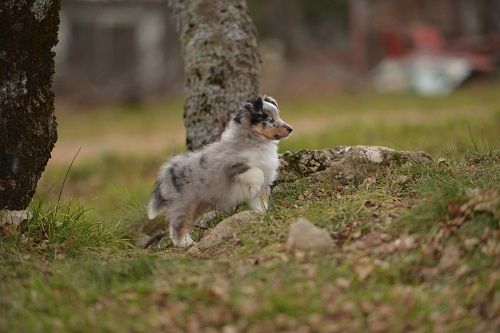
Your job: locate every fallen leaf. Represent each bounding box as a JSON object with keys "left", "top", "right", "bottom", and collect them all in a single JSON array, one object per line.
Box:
[
  {"left": 354, "top": 264, "right": 374, "bottom": 280},
  {"left": 439, "top": 244, "right": 460, "bottom": 269},
  {"left": 336, "top": 277, "right": 350, "bottom": 289}
]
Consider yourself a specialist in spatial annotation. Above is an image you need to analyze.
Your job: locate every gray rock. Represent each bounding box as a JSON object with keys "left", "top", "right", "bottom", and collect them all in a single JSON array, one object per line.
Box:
[
  {"left": 188, "top": 210, "right": 257, "bottom": 254},
  {"left": 279, "top": 146, "right": 431, "bottom": 183},
  {"left": 0, "top": 209, "right": 32, "bottom": 226},
  {"left": 286, "top": 218, "right": 333, "bottom": 251}
]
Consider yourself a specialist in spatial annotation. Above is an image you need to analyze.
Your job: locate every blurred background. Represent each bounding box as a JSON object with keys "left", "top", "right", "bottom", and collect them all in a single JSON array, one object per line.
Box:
[
  {"left": 55, "top": 0, "right": 500, "bottom": 104},
  {"left": 40, "top": 0, "right": 500, "bottom": 220}
]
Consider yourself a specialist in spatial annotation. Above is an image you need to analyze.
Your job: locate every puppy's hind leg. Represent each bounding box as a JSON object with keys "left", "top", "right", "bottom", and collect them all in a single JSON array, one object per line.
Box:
[
  {"left": 195, "top": 210, "right": 218, "bottom": 228},
  {"left": 169, "top": 202, "right": 207, "bottom": 248}
]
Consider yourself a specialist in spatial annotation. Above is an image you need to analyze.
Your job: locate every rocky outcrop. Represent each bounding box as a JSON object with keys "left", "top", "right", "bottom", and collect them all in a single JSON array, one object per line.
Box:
[{"left": 279, "top": 146, "right": 431, "bottom": 183}]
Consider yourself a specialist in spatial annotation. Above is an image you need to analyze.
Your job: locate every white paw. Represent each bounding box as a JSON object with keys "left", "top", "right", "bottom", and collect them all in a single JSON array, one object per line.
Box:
[
  {"left": 172, "top": 233, "right": 195, "bottom": 248},
  {"left": 250, "top": 197, "right": 268, "bottom": 214}
]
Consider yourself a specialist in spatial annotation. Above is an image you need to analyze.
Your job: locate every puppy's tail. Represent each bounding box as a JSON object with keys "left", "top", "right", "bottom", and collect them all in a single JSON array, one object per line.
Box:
[{"left": 147, "top": 181, "right": 167, "bottom": 220}]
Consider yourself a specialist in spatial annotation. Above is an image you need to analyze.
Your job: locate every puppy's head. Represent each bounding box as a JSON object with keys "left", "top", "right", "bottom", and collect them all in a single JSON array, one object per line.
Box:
[{"left": 233, "top": 95, "right": 293, "bottom": 140}]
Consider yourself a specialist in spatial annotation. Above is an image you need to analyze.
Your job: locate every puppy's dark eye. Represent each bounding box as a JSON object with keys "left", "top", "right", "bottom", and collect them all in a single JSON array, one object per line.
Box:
[{"left": 269, "top": 118, "right": 275, "bottom": 124}]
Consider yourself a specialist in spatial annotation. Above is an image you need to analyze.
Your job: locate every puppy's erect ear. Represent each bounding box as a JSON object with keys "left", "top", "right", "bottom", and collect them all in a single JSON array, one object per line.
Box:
[
  {"left": 235, "top": 97, "right": 267, "bottom": 125},
  {"left": 234, "top": 102, "right": 257, "bottom": 124},
  {"left": 243, "top": 96, "right": 264, "bottom": 115},
  {"left": 243, "top": 102, "right": 255, "bottom": 113},
  {"left": 251, "top": 97, "right": 264, "bottom": 112},
  {"left": 263, "top": 95, "right": 278, "bottom": 108}
]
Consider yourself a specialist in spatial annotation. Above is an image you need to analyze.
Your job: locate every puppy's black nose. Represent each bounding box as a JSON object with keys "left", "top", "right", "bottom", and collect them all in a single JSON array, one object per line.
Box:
[{"left": 285, "top": 125, "right": 293, "bottom": 133}]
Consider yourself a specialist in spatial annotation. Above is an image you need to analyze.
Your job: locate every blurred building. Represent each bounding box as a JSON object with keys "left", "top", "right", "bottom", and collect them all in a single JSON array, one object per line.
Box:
[
  {"left": 251, "top": 0, "right": 500, "bottom": 67},
  {"left": 54, "top": 0, "right": 500, "bottom": 105},
  {"left": 55, "top": 0, "right": 183, "bottom": 105}
]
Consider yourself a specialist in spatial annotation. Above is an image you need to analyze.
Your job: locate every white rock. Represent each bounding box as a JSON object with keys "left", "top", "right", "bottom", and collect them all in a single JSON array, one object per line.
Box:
[
  {"left": 0, "top": 209, "right": 32, "bottom": 225},
  {"left": 363, "top": 147, "right": 383, "bottom": 163},
  {"left": 286, "top": 218, "right": 333, "bottom": 251}
]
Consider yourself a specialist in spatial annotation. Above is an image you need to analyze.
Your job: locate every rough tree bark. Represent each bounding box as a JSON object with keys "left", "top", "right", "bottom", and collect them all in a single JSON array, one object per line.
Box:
[
  {"left": 0, "top": 0, "right": 60, "bottom": 210},
  {"left": 169, "top": 0, "right": 260, "bottom": 150}
]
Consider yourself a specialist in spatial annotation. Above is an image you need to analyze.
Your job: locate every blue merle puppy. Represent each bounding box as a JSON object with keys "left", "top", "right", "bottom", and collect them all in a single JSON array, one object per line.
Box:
[{"left": 147, "top": 95, "right": 293, "bottom": 247}]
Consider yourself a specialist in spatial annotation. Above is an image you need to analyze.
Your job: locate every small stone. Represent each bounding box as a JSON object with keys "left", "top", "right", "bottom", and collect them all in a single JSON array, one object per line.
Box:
[
  {"left": 437, "top": 157, "right": 449, "bottom": 166},
  {"left": 286, "top": 218, "right": 333, "bottom": 251},
  {"left": 0, "top": 209, "right": 32, "bottom": 226},
  {"left": 364, "top": 147, "right": 383, "bottom": 163},
  {"left": 188, "top": 210, "right": 257, "bottom": 254}
]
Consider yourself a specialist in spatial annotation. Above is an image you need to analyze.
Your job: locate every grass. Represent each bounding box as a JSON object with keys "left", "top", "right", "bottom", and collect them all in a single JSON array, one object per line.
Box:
[
  {"left": 1, "top": 83, "right": 500, "bottom": 332},
  {"left": 50, "top": 81, "right": 500, "bottom": 166}
]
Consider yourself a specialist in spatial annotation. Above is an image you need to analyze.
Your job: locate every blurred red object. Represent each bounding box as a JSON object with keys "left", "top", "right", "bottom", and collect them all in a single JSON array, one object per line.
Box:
[
  {"left": 411, "top": 25, "right": 445, "bottom": 51},
  {"left": 378, "top": 24, "right": 494, "bottom": 73},
  {"left": 378, "top": 27, "right": 409, "bottom": 57}
]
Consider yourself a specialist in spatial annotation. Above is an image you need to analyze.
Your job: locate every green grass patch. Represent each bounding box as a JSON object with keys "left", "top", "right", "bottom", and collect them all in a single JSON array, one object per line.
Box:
[{"left": 1, "top": 202, "right": 129, "bottom": 262}]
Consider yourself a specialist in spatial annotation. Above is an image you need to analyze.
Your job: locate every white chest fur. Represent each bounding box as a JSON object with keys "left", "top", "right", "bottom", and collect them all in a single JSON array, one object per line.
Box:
[{"left": 240, "top": 142, "right": 279, "bottom": 184}]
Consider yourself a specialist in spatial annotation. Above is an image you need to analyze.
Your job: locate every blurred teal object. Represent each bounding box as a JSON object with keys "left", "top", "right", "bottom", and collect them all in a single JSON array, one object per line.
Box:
[
  {"left": 373, "top": 53, "right": 471, "bottom": 96},
  {"left": 409, "top": 54, "right": 471, "bottom": 96}
]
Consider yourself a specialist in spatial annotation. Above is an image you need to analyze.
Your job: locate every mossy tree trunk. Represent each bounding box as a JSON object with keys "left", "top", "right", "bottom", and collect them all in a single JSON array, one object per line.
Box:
[
  {"left": 0, "top": 0, "right": 60, "bottom": 210},
  {"left": 169, "top": 0, "right": 260, "bottom": 150}
]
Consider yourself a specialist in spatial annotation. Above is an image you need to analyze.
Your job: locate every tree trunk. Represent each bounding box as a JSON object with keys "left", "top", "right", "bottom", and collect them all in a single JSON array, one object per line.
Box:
[
  {"left": 0, "top": 0, "right": 60, "bottom": 210},
  {"left": 169, "top": 0, "right": 260, "bottom": 150}
]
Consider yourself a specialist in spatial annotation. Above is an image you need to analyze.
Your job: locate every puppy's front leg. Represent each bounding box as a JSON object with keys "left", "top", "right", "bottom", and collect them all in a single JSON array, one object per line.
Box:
[
  {"left": 236, "top": 167, "right": 264, "bottom": 198},
  {"left": 249, "top": 186, "right": 269, "bottom": 214}
]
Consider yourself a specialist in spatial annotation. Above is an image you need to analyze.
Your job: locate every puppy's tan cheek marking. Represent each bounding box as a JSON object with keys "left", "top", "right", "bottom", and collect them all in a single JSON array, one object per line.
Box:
[
  {"left": 250, "top": 125, "right": 265, "bottom": 136},
  {"left": 278, "top": 127, "right": 289, "bottom": 137},
  {"left": 251, "top": 124, "right": 286, "bottom": 140},
  {"left": 267, "top": 127, "right": 287, "bottom": 138},
  {"left": 261, "top": 127, "right": 279, "bottom": 139}
]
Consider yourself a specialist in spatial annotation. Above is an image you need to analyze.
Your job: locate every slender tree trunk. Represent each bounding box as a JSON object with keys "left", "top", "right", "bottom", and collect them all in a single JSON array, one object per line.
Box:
[
  {"left": 349, "top": 0, "right": 368, "bottom": 76},
  {"left": 169, "top": 0, "right": 260, "bottom": 150},
  {"left": 0, "top": 0, "right": 60, "bottom": 210}
]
